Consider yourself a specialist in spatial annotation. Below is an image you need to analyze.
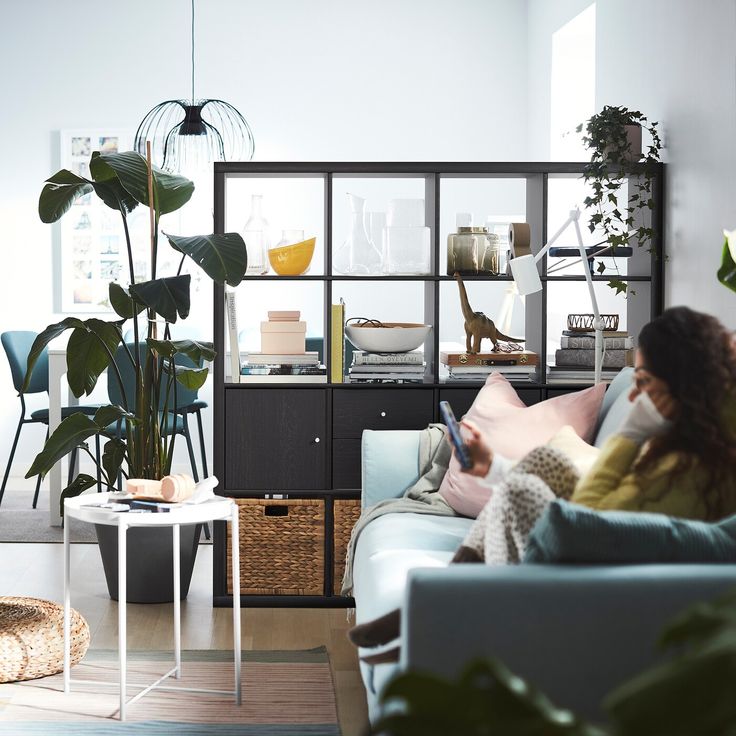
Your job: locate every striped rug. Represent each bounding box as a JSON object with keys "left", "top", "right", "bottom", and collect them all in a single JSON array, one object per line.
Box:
[{"left": 0, "top": 648, "right": 340, "bottom": 735}]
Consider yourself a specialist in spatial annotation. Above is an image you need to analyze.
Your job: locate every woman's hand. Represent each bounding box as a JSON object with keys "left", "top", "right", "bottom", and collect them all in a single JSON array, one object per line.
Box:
[
  {"left": 629, "top": 369, "right": 678, "bottom": 420},
  {"left": 458, "top": 419, "right": 494, "bottom": 476}
]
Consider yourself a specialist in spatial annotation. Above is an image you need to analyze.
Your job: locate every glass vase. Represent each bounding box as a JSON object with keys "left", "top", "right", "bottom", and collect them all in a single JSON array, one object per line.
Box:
[
  {"left": 334, "top": 193, "right": 382, "bottom": 275},
  {"left": 243, "top": 194, "right": 270, "bottom": 275}
]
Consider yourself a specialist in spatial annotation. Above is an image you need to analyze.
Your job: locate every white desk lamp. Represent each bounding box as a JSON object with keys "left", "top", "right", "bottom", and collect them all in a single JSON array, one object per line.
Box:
[{"left": 509, "top": 208, "right": 605, "bottom": 384}]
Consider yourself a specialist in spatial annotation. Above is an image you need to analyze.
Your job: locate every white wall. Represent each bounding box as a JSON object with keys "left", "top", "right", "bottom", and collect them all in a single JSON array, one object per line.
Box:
[
  {"left": 528, "top": 0, "right": 736, "bottom": 329},
  {"left": 0, "top": 0, "right": 529, "bottom": 480}
]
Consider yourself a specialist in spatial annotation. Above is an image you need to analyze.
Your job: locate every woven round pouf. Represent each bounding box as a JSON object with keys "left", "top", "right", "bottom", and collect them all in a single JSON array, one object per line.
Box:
[{"left": 0, "top": 596, "right": 89, "bottom": 683}]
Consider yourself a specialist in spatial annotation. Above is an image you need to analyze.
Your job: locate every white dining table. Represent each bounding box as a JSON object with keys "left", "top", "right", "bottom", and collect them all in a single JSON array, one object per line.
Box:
[{"left": 48, "top": 347, "right": 78, "bottom": 527}]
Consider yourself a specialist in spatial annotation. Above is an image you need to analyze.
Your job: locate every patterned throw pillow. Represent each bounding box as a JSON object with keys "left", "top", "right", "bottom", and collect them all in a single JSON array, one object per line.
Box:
[{"left": 524, "top": 500, "right": 736, "bottom": 564}]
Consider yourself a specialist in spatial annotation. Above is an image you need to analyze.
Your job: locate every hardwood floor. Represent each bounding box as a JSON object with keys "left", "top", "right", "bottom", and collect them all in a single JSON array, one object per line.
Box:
[{"left": 0, "top": 542, "right": 370, "bottom": 736}]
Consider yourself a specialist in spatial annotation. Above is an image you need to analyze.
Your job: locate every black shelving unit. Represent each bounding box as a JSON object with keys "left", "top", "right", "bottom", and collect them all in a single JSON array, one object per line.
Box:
[{"left": 212, "top": 162, "right": 664, "bottom": 607}]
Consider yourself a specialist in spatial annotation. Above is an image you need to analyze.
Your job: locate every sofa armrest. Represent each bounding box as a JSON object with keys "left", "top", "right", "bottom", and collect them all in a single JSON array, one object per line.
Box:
[
  {"left": 401, "top": 564, "right": 736, "bottom": 721},
  {"left": 361, "top": 429, "right": 422, "bottom": 509}
]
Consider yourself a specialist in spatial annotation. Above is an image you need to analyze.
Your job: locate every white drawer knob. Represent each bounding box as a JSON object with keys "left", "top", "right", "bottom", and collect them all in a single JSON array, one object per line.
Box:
[
  {"left": 314, "top": 437, "right": 321, "bottom": 443},
  {"left": 380, "top": 411, "right": 387, "bottom": 417}
]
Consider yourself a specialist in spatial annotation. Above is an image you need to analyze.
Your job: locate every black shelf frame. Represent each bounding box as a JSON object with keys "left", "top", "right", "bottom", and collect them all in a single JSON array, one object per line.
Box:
[{"left": 212, "top": 161, "right": 665, "bottom": 608}]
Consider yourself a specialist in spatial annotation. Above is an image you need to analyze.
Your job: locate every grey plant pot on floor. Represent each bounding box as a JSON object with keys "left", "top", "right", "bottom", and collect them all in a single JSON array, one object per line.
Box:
[{"left": 95, "top": 523, "right": 202, "bottom": 603}]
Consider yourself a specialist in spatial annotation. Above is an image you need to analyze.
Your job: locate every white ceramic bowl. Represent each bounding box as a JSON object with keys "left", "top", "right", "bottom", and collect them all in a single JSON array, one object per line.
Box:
[{"left": 345, "top": 322, "right": 432, "bottom": 353}]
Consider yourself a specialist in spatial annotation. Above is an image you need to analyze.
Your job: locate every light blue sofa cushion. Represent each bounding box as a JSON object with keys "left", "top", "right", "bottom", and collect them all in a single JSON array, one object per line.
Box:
[
  {"left": 362, "top": 430, "right": 423, "bottom": 509},
  {"left": 593, "top": 367, "right": 634, "bottom": 447},
  {"left": 352, "top": 511, "right": 473, "bottom": 718},
  {"left": 525, "top": 500, "right": 736, "bottom": 564}
]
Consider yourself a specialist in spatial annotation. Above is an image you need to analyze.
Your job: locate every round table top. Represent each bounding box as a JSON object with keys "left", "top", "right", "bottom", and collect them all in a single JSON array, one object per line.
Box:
[{"left": 63, "top": 492, "right": 234, "bottom": 527}]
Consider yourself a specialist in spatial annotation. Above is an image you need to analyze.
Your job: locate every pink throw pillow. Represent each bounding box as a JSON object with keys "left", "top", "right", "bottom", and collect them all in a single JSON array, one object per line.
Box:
[{"left": 439, "top": 374, "right": 605, "bottom": 518}]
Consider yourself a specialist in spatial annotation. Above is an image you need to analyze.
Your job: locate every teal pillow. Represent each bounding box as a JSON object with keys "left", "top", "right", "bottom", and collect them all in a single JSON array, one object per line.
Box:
[{"left": 524, "top": 500, "right": 736, "bottom": 564}]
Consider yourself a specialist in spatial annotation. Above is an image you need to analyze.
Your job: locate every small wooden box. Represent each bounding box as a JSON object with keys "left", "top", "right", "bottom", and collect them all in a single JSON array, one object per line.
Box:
[
  {"left": 333, "top": 499, "right": 362, "bottom": 595},
  {"left": 227, "top": 498, "right": 325, "bottom": 596}
]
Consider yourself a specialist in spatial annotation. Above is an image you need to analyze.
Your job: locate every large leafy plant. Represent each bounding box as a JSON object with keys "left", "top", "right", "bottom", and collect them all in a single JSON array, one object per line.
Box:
[
  {"left": 577, "top": 105, "right": 662, "bottom": 296},
  {"left": 24, "top": 150, "right": 246, "bottom": 511}
]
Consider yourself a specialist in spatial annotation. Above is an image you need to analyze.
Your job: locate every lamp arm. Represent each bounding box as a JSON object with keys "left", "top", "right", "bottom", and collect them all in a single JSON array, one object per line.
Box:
[
  {"left": 573, "top": 216, "right": 604, "bottom": 384},
  {"left": 533, "top": 213, "right": 575, "bottom": 263}
]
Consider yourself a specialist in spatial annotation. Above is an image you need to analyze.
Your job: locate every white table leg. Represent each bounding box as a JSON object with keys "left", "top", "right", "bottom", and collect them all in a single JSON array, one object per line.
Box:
[
  {"left": 63, "top": 509, "right": 71, "bottom": 694},
  {"left": 231, "top": 504, "right": 241, "bottom": 704},
  {"left": 48, "top": 352, "right": 64, "bottom": 527},
  {"left": 118, "top": 522, "right": 127, "bottom": 721},
  {"left": 173, "top": 523, "right": 181, "bottom": 679}
]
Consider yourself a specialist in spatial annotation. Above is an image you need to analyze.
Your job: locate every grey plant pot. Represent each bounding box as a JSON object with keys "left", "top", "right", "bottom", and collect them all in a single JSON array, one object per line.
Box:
[{"left": 95, "top": 523, "right": 201, "bottom": 603}]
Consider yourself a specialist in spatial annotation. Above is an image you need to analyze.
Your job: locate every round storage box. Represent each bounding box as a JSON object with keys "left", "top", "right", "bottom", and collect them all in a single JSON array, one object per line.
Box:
[{"left": 0, "top": 596, "right": 89, "bottom": 683}]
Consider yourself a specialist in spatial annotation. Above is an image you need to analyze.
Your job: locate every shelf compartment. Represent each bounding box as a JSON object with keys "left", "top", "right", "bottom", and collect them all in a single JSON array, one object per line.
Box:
[
  {"left": 226, "top": 498, "right": 325, "bottom": 596},
  {"left": 225, "top": 174, "right": 326, "bottom": 276}
]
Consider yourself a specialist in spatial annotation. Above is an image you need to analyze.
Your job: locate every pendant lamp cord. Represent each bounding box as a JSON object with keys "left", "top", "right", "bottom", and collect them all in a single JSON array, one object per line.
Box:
[{"left": 190, "top": 0, "right": 195, "bottom": 103}]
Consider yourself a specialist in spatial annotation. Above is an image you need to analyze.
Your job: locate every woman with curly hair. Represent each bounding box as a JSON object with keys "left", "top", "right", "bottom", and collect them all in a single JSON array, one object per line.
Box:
[
  {"left": 569, "top": 305, "right": 736, "bottom": 519},
  {"left": 350, "top": 306, "right": 736, "bottom": 655}
]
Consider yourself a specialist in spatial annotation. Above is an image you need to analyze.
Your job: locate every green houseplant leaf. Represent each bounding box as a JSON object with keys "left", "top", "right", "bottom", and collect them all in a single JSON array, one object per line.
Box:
[
  {"left": 88, "top": 152, "right": 139, "bottom": 214},
  {"left": 59, "top": 474, "right": 98, "bottom": 516},
  {"left": 101, "top": 438, "right": 127, "bottom": 486},
  {"left": 129, "top": 275, "right": 191, "bottom": 323},
  {"left": 38, "top": 170, "right": 94, "bottom": 223},
  {"left": 22, "top": 317, "right": 87, "bottom": 392},
  {"left": 98, "top": 151, "right": 194, "bottom": 215},
  {"left": 109, "top": 282, "right": 146, "bottom": 319},
  {"left": 66, "top": 319, "right": 122, "bottom": 396},
  {"left": 717, "top": 234, "right": 736, "bottom": 293},
  {"left": 25, "top": 413, "right": 101, "bottom": 479},
  {"left": 147, "top": 338, "right": 215, "bottom": 363},
  {"left": 165, "top": 232, "right": 248, "bottom": 287}
]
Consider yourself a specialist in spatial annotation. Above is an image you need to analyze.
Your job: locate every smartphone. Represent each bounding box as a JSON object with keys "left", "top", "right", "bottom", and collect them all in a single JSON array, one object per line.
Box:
[{"left": 439, "top": 401, "right": 473, "bottom": 470}]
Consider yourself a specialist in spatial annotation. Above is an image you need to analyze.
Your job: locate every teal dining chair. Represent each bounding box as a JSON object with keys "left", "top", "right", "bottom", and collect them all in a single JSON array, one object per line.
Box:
[{"left": 0, "top": 331, "right": 101, "bottom": 508}]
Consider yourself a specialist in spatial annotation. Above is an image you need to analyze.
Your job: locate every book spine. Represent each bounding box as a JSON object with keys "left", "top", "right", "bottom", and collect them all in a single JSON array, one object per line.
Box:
[
  {"left": 225, "top": 290, "right": 240, "bottom": 384},
  {"left": 330, "top": 303, "right": 344, "bottom": 383},
  {"left": 352, "top": 351, "right": 424, "bottom": 365},
  {"left": 560, "top": 336, "right": 632, "bottom": 350},
  {"left": 555, "top": 349, "right": 633, "bottom": 369}
]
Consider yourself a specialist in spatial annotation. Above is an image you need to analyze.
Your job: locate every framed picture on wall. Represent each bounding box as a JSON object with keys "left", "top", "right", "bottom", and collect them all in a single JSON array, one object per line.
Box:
[{"left": 56, "top": 129, "right": 151, "bottom": 313}]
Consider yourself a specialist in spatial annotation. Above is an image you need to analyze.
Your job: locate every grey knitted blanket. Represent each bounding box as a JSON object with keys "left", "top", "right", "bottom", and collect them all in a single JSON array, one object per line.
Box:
[{"left": 340, "top": 423, "right": 457, "bottom": 596}]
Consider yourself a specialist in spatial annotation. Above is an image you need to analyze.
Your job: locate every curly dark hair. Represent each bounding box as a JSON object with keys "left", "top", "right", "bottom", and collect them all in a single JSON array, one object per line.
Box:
[{"left": 634, "top": 306, "right": 736, "bottom": 519}]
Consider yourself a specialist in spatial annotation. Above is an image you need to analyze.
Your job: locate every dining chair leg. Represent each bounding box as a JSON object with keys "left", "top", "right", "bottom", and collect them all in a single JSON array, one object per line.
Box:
[
  {"left": 181, "top": 417, "right": 199, "bottom": 483},
  {"left": 0, "top": 412, "right": 25, "bottom": 507},
  {"left": 195, "top": 409, "right": 208, "bottom": 478},
  {"left": 32, "top": 427, "right": 50, "bottom": 509}
]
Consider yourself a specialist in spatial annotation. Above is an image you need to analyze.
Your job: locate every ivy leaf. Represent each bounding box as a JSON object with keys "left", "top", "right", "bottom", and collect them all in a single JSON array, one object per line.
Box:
[
  {"left": 608, "top": 279, "right": 628, "bottom": 296},
  {"left": 596, "top": 261, "right": 606, "bottom": 274}
]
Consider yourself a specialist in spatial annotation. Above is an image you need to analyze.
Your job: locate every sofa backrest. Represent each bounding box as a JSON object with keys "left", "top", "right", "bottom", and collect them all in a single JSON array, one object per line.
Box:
[{"left": 593, "top": 367, "right": 634, "bottom": 447}]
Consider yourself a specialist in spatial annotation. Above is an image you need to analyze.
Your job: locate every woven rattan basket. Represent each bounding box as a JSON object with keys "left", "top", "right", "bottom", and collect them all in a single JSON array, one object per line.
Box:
[
  {"left": 333, "top": 499, "right": 361, "bottom": 595},
  {"left": 0, "top": 596, "right": 89, "bottom": 683},
  {"left": 227, "top": 498, "right": 325, "bottom": 596}
]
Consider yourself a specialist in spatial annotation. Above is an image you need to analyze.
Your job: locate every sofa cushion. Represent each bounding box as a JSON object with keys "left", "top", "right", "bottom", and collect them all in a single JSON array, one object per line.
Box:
[
  {"left": 439, "top": 375, "right": 605, "bottom": 518},
  {"left": 593, "top": 367, "right": 634, "bottom": 447},
  {"left": 524, "top": 500, "right": 736, "bottom": 564}
]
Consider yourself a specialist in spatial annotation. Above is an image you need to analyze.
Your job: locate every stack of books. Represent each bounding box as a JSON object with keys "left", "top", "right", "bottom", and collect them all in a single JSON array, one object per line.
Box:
[
  {"left": 440, "top": 349, "right": 538, "bottom": 382},
  {"left": 240, "top": 351, "right": 327, "bottom": 383},
  {"left": 549, "top": 329, "right": 634, "bottom": 382},
  {"left": 348, "top": 350, "right": 425, "bottom": 383}
]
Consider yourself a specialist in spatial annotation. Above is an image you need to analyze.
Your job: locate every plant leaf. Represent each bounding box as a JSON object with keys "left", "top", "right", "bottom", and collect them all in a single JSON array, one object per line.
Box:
[
  {"left": 147, "top": 338, "right": 215, "bottom": 363},
  {"left": 21, "top": 317, "right": 86, "bottom": 392},
  {"left": 65, "top": 319, "right": 122, "bottom": 397},
  {"left": 165, "top": 232, "right": 248, "bottom": 287},
  {"left": 173, "top": 366, "right": 209, "bottom": 391},
  {"left": 129, "top": 275, "right": 191, "bottom": 323},
  {"left": 101, "top": 438, "right": 126, "bottom": 485},
  {"left": 717, "top": 238, "right": 736, "bottom": 294},
  {"left": 59, "top": 474, "right": 98, "bottom": 516},
  {"left": 26, "top": 413, "right": 99, "bottom": 479},
  {"left": 94, "top": 404, "right": 136, "bottom": 429},
  {"left": 109, "top": 282, "right": 145, "bottom": 319},
  {"left": 38, "top": 170, "right": 93, "bottom": 223},
  {"left": 99, "top": 151, "right": 194, "bottom": 215},
  {"left": 607, "top": 278, "right": 628, "bottom": 296}
]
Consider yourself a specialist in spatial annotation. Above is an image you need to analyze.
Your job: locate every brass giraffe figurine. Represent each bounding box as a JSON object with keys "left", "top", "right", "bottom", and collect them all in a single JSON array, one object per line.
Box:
[{"left": 455, "top": 272, "right": 525, "bottom": 353}]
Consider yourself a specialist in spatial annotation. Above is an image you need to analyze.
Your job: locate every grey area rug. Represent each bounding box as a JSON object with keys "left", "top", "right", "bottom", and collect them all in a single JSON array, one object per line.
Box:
[{"left": 0, "top": 490, "right": 212, "bottom": 544}]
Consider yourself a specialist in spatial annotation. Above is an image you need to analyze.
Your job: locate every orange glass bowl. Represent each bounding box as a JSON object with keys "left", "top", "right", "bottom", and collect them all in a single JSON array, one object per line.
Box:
[{"left": 267, "top": 237, "right": 316, "bottom": 276}]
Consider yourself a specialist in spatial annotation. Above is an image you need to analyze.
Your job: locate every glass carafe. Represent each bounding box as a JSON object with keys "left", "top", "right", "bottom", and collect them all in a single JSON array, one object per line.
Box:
[
  {"left": 243, "top": 194, "right": 270, "bottom": 275},
  {"left": 334, "top": 193, "right": 382, "bottom": 275}
]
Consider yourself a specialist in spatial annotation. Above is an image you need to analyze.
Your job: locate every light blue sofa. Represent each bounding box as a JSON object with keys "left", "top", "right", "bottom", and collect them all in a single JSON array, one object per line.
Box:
[{"left": 352, "top": 368, "right": 736, "bottom": 722}]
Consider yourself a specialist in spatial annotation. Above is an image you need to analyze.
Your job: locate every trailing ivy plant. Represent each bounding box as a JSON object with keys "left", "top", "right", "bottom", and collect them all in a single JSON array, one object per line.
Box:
[
  {"left": 24, "top": 150, "right": 247, "bottom": 513},
  {"left": 577, "top": 105, "right": 662, "bottom": 296}
]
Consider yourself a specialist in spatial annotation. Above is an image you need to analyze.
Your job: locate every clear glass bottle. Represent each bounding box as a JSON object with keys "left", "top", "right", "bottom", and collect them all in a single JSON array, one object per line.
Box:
[
  {"left": 480, "top": 232, "right": 502, "bottom": 274},
  {"left": 334, "top": 193, "right": 382, "bottom": 275},
  {"left": 447, "top": 214, "right": 488, "bottom": 274},
  {"left": 243, "top": 194, "right": 270, "bottom": 275}
]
